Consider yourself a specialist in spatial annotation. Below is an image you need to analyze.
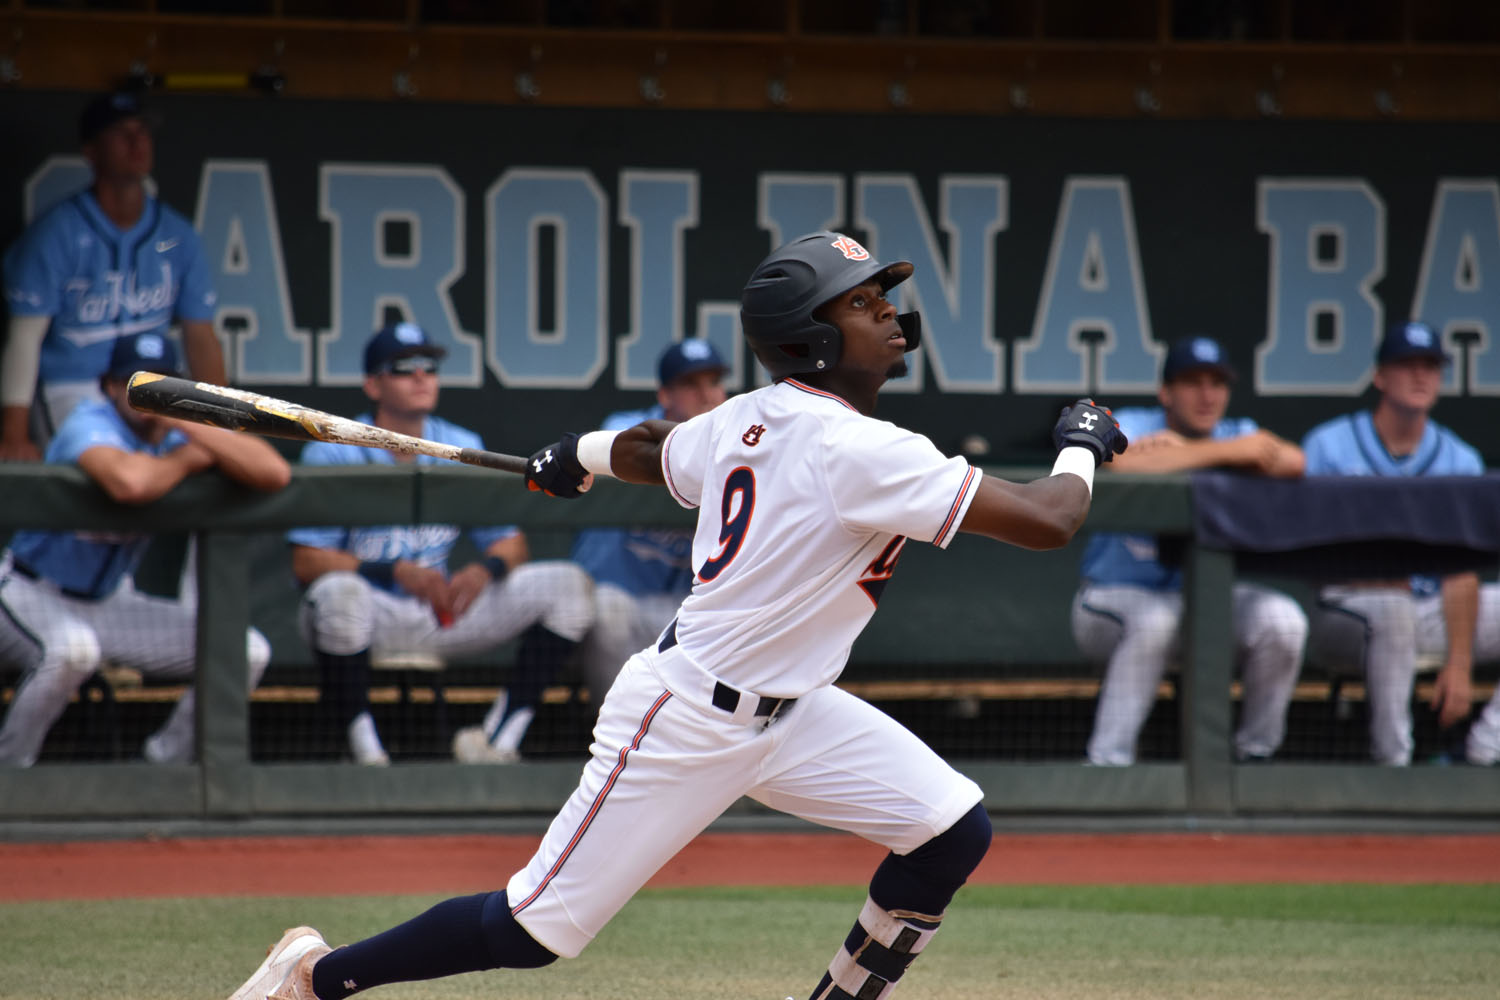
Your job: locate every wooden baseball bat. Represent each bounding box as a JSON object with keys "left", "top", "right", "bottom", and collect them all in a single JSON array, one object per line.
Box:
[{"left": 125, "top": 371, "right": 528, "bottom": 474}]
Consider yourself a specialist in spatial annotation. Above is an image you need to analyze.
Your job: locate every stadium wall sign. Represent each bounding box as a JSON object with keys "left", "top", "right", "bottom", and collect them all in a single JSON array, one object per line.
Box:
[{"left": 3, "top": 93, "right": 1497, "bottom": 460}]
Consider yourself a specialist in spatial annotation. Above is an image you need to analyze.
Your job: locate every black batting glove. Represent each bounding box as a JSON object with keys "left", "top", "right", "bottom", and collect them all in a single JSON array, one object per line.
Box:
[
  {"left": 1053, "top": 398, "right": 1129, "bottom": 466},
  {"left": 526, "top": 433, "right": 590, "bottom": 498}
]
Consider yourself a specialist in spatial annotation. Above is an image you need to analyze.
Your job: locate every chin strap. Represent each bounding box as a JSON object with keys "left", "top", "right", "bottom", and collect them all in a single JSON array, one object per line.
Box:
[{"left": 896, "top": 312, "right": 921, "bottom": 354}]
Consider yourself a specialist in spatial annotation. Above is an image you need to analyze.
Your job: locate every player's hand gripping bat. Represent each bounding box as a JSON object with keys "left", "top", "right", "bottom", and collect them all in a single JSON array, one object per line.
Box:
[{"left": 125, "top": 371, "right": 528, "bottom": 474}]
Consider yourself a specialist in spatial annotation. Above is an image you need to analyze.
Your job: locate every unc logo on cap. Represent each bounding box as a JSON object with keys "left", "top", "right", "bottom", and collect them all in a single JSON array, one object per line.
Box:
[
  {"left": 1403, "top": 323, "right": 1433, "bottom": 347},
  {"left": 136, "top": 334, "right": 166, "bottom": 359},
  {"left": 829, "top": 235, "right": 870, "bottom": 261},
  {"left": 393, "top": 322, "right": 425, "bottom": 345},
  {"left": 680, "top": 340, "right": 712, "bottom": 361},
  {"left": 1190, "top": 338, "right": 1221, "bottom": 363}
]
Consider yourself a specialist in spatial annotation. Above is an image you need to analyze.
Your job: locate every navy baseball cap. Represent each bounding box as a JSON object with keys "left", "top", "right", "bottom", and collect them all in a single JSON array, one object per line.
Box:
[
  {"left": 364, "top": 322, "right": 447, "bottom": 374},
  {"left": 1162, "top": 336, "right": 1237, "bottom": 384},
  {"left": 78, "top": 91, "right": 152, "bottom": 144},
  {"left": 106, "top": 332, "right": 180, "bottom": 378},
  {"left": 1377, "top": 321, "right": 1449, "bottom": 365},
  {"left": 657, "top": 339, "right": 727, "bottom": 386}
]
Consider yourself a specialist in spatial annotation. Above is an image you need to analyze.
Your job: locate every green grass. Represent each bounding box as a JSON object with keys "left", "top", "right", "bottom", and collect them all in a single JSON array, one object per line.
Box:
[{"left": 2, "top": 885, "right": 1497, "bottom": 999}]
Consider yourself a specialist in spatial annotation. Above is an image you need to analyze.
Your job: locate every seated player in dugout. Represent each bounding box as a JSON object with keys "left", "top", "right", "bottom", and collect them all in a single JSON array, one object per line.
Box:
[
  {"left": 227, "top": 232, "right": 1126, "bottom": 1000},
  {"left": 1072, "top": 336, "right": 1308, "bottom": 765},
  {"left": 1302, "top": 321, "right": 1500, "bottom": 767},
  {"left": 285, "top": 322, "right": 594, "bottom": 766},
  {"left": 0, "top": 332, "right": 288, "bottom": 766}
]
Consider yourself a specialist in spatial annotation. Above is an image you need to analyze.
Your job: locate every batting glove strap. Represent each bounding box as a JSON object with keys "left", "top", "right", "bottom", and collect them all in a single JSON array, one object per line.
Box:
[
  {"left": 1052, "top": 398, "right": 1129, "bottom": 467},
  {"left": 526, "top": 433, "right": 589, "bottom": 498}
]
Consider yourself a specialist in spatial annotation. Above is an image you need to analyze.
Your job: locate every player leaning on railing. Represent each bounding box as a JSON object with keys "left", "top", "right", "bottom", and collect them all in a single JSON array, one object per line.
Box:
[{"left": 225, "top": 232, "right": 1126, "bottom": 1000}]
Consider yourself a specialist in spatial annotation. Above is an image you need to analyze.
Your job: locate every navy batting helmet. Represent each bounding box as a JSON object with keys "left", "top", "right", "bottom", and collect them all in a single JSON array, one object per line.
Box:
[{"left": 740, "top": 231, "right": 921, "bottom": 380}]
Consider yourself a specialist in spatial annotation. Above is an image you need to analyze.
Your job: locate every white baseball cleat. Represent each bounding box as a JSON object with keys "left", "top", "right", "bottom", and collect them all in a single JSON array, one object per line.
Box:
[
  {"left": 227, "top": 926, "right": 331, "bottom": 1000},
  {"left": 451, "top": 725, "right": 521, "bottom": 764}
]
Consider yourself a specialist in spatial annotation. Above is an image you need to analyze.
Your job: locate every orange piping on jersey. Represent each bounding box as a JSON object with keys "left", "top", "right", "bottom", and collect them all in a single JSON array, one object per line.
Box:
[
  {"left": 510, "top": 689, "right": 673, "bottom": 916},
  {"left": 661, "top": 424, "right": 694, "bottom": 508},
  {"left": 783, "top": 378, "right": 858, "bottom": 411},
  {"left": 932, "top": 465, "right": 978, "bottom": 545}
]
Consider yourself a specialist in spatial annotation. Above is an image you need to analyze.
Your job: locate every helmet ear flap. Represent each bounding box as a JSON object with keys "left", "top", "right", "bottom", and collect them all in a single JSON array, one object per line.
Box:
[{"left": 897, "top": 311, "right": 921, "bottom": 353}]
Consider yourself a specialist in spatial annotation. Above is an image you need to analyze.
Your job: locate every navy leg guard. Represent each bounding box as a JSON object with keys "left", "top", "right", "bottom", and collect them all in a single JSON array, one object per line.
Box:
[{"left": 869, "top": 802, "right": 992, "bottom": 915}]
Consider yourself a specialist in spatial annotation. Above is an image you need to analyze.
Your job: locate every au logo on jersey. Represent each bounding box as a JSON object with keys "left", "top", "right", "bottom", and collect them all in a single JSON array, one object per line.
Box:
[
  {"left": 829, "top": 235, "right": 870, "bottom": 261},
  {"left": 742, "top": 423, "right": 766, "bottom": 446},
  {"left": 856, "top": 536, "right": 907, "bottom": 606}
]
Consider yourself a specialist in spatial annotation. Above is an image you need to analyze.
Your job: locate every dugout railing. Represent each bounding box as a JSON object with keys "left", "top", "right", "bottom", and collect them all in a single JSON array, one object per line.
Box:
[{"left": 0, "top": 463, "right": 1496, "bottom": 823}]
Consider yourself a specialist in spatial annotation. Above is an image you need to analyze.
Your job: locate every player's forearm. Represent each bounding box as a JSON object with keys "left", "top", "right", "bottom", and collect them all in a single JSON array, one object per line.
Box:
[
  {"left": 1108, "top": 437, "right": 1238, "bottom": 474},
  {"left": 177, "top": 424, "right": 291, "bottom": 491},
  {"left": 180, "top": 320, "right": 228, "bottom": 386},
  {"left": 1, "top": 406, "right": 35, "bottom": 452},
  {"left": 1441, "top": 572, "right": 1480, "bottom": 669},
  {"left": 0, "top": 315, "right": 48, "bottom": 409},
  {"left": 484, "top": 533, "right": 529, "bottom": 570},
  {"left": 610, "top": 419, "right": 676, "bottom": 485},
  {"left": 81, "top": 448, "right": 204, "bottom": 504},
  {"left": 959, "top": 472, "right": 1090, "bottom": 550}
]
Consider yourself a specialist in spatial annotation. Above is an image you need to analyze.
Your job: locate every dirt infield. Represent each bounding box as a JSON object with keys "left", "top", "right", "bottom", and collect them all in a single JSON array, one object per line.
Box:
[{"left": 1, "top": 832, "right": 1496, "bottom": 901}]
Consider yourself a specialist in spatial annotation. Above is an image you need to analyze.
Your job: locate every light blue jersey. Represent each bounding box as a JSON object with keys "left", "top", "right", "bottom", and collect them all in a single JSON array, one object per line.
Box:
[
  {"left": 3, "top": 190, "right": 216, "bottom": 385},
  {"left": 1080, "top": 406, "right": 1259, "bottom": 590},
  {"left": 569, "top": 404, "right": 695, "bottom": 595},
  {"left": 6, "top": 400, "right": 188, "bottom": 599},
  {"left": 1303, "top": 410, "right": 1485, "bottom": 596},
  {"left": 286, "top": 414, "right": 518, "bottom": 596}
]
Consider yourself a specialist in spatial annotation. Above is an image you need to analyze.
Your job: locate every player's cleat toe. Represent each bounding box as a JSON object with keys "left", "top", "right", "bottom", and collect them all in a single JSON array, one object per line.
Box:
[
  {"left": 267, "top": 944, "right": 332, "bottom": 1000},
  {"left": 452, "top": 725, "right": 521, "bottom": 764},
  {"left": 142, "top": 730, "right": 192, "bottom": 765},
  {"left": 227, "top": 925, "right": 330, "bottom": 1000},
  {"left": 347, "top": 712, "right": 390, "bottom": 766}
]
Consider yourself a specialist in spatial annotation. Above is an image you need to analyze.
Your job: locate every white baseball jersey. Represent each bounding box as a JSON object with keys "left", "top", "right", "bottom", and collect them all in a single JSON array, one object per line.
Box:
[{"left": 661, "top": 377, "right": 980, "bottom": 696}]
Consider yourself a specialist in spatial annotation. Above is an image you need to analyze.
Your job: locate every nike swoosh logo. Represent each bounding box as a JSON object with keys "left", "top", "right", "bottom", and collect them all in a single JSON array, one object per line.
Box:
[{"left": 155, "top": 238, "right": 179, "bottom": 253}]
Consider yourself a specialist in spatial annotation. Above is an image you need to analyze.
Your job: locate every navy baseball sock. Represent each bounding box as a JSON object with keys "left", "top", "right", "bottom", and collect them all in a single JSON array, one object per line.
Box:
[
  {"left": 315, "top": 649, "right": 372, "bottom": 732},
  {"left": 311, "top": 890, "right": 555, "bottom": 999},
  {"left": 807, "top": 804, "right": 992, "bottom": 1000}
]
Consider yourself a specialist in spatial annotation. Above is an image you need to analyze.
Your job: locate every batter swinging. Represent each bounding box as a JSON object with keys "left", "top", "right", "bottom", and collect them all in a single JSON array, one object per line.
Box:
[{"left": 226, "top": 231, "right": 1127, "bottom": 1000}]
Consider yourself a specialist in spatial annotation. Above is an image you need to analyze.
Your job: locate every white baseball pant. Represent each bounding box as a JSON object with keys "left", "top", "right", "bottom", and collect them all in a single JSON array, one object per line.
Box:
[
  {"left": 1311, "top": 583, "right": 1500, "bottom": 766},
  {"left": 577, "top": 584, "right": 684, "bottom": 706},
  {"left": 298, "top": 561, "right": 595, "bottom": 658},
  {"left": 0, "top": 566, "right": 270, "bottom": 766},
  {"left": 1072, "top": 581, "right": 1308, "bottom": 765},
  {"left": 506, "top": 638, "right": 983, "bottom": 959}
]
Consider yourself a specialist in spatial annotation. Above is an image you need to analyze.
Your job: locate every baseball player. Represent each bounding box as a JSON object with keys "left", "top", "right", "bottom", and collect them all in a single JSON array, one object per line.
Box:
[
  {"left": 226, "top": 232, "right": 1125, "bottom": 1000},
  {"left": 287, "top": 322, "right": 594, "bottom": 765},
  {"left": 1072, "top": 336, "right": 1308, "bottom": 765},
  {"left": 2, "top": 90, "right": 226, "bottom": 461},
  {"left": 0, "top": 332, "right": 287, "bottom": 766},
  {"left": 1302, "top": 321, "right": 1500, "bottom": 766},
  {"left": 570, "top": 337, "right": 728, "bottom": 707}
]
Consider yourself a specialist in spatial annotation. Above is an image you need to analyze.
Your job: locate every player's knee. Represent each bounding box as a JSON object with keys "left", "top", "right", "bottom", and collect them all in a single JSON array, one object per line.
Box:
[
  {"left": 478, "top": 891, "right": 560, "bottom": 969},
  {"left": 930, "top": 803, "right": 993, "bottom": 881},
  {"left": 304, "top": 571, "right": 375, "bottom": 652},
  {"left": 871, "top": 804, "right": 992, "bottom": 914},
  {"left": 245, "top": 628, "right": 271, "bottom": 685},
  {"left": 535, "top": 562, "right": 596, "bottom": 641},
  {"left": 50, "top": 626, "right": 102, "bottom": 681},
  {"left": 1123, "top": 604, "right": 1180, "bottom": 654}
]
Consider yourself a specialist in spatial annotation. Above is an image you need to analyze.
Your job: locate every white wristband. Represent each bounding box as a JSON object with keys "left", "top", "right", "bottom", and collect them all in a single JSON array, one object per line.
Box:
[
  {"left": 576, "top": 430, "right": 619, "bottom": 478},
  {"left": 1050, "top": 446, "right": 1095, "bottom": 496}
]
